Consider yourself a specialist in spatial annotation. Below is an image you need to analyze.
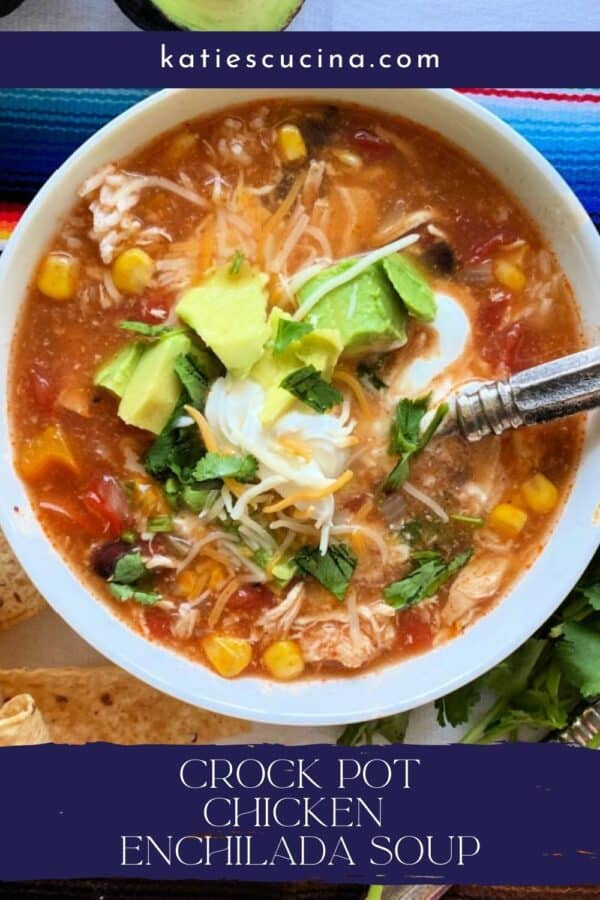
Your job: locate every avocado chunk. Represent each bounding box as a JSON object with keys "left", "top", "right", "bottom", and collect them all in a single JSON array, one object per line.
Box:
[
  {"left": 382, "top": 253, "right": 436, "bottom": 322},
  {"left": 176, "top": 264, "right": 270, "bottom": 377},
  {"left": 120, "top": 0, "right": 305, "bottom": 31},
  {"left": 118, "top": 333, "right": 191, "bottom": 435},
  {"left": 94, "top": 342, "right": 146, "bottom": 399},
  {"left": 251, "top": 309, "right": 342, "bottom": 424},
  {"left": 300, "top": 261, "right": 407, "bottom": 356}
]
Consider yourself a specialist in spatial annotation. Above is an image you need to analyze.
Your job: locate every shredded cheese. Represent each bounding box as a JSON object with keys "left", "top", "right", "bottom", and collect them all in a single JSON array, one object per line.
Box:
[
  {"left": 333, "top": 370, "right": 372, "bottom": 419},
  {"left": 263, "top": 469, "right": 354, "bottom": 514},
  {"left": 207, "top": 575, "right": 248, "bottom": 628},
  {"left": 277, "top": 434, "right": 313, "bottom": 461},
  {"left": 185, "top": 406, "right": 218, "bottom": 452},
  {"left": 261, "top": 170, "right": 306, "bottom": 243}
]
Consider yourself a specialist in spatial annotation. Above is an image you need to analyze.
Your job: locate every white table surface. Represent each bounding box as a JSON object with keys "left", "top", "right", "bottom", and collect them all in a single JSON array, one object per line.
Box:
[{"left": 0, "top": 0, "right": 597, "bottom": 31}]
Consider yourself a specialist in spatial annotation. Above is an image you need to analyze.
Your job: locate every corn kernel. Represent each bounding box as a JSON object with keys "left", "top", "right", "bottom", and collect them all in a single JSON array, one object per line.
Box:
[
  {"left": 112, "top": 248, "right": 155, "bottom": 295},
  {"left": 494, "top": 258, "right": 526, "bottom": 293},
  {"left": 36, "top": 253, "right": 79, "bottom": 301},
  {"left": 203, "top": 635, "right": 252, "bottom": 678},
  {"left": 262, "top": 640, "right": 305, "bottom": 681},
  {"left": 276, "top": 124, "right": 307, "bottom": 164},
  {"left": 488, "top": 502, "right": 528, "bottom": 538},
  {"left": 521, "top": 472, "right": 559, "bottom": 514}
]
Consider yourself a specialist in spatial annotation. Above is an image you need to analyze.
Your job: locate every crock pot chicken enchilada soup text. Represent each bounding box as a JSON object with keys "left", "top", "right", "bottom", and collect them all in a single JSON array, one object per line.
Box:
[{"left": 11, "top": 101, "right": 583, "bottom": 681}]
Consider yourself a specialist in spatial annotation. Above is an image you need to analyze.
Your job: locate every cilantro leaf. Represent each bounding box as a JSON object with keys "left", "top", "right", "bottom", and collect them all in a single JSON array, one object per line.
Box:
[
  {"left": 193, "top": 452, "right": 258, "bottom": 484},
  {"left": 273, "top": 319, "right": 314, "bottom": 354},
  {"left": 120, "top": 321, "right": 180, "bottom": 338},
  {"left": 383, "top": 548, "right": 472, "bottom": 610},
  {"left": 112, "top": 551, "right": 147, "bottom": 585},
  {"left": 230, "top": 250, "right": 245, "bottom": 275},
  {"left": 435, "top": 680, "right": 482, "bottom": 728},
  {"left": 174, "top": 353, "right": 208, "bottom": 409},
  {"left": 556, "top": 621, "right": 600, "bottom": 698},
  {"left": 280, "top": 365, "right": 343, "bottom": 413},
  {"left": 382, "top": 395, "right": 448, "bottom": 491},
  {"left": 338, "top": 712, "right": 409, "bottom": 746},
  {"left": 294, "top": 542, "right": 357, "bottom": 601},
  {"left": 145, "top": 394, "right": 205, "bottom": 483},
  {"left": 109, "top": 583, "right": 161, "bottom": 606},
  {"left": 389, "top": 395, "right": 430, "bottom": 456}
]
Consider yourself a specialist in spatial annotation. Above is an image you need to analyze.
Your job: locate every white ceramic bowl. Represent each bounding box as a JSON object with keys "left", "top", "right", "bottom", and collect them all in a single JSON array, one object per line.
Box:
[{"left": 1, "top": 89, "right": 599, "bottom": 726}]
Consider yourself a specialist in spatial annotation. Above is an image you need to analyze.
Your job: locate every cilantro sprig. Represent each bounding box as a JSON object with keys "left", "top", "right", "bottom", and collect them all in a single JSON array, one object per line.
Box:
[
  {"left": 435, "top": 549, "right": 600, "bottom": 743},
  {"left": 383, "top": 549, "right": 473, "bottom": 610},
  {"left": 383, "top": 394, "right": 448, "bottom": 491},
  {"left": 340, "top": 552, "right": 600, "bottom": 747}
]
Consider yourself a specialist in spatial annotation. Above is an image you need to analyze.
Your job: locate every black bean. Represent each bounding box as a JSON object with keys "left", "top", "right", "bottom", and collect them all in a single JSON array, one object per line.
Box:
[
  {"left": 298, "top": 106, "right": 340, "bottom": 153},
  {"left": 274, "top": 168, "right": 297, "bottom": 201},
  {"left": 422, "top": 241, "right": 456, "bottom": 276},
  {"left": 91, "top": 540, "right": 132, "bottom": 579}
]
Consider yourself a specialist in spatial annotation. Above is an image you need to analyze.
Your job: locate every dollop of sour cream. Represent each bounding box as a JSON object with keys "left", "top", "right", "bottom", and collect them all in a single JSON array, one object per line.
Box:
[
  {"left": 390, "top": 291, "right": 472, "bottom": 403},
  {"left": 205, "top": 377, "right": 355, "bottom": 548}
]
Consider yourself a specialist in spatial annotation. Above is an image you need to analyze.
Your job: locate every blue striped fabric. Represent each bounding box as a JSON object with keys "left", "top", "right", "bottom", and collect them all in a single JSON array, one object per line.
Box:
[{"left": 0, "top": 88, "right": 598, "bottom": 222}]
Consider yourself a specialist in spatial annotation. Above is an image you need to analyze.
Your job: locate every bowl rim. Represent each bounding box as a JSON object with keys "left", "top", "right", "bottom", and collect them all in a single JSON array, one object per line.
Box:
[{"left": 1, "top": 87, "right": 599, "bottom": 727}]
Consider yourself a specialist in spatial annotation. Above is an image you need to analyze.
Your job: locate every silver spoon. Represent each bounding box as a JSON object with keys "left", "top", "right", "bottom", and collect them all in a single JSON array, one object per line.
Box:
[{"left": 436, "top": 345, "right": 600, "bottom": 442}]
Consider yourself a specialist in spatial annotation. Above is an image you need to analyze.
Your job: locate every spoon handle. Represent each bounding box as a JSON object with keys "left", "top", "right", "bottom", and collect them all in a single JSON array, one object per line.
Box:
[{"left": 453, "top": 346, "right": 600, "bottom": 442}]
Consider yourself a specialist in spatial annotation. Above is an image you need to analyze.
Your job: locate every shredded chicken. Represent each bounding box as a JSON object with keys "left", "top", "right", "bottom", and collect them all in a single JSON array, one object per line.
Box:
[
  {"left": 442, "top": 552, "right": 508, "bottom": 629},
  {"left": 296, "top": 601, "right": 396, "bottom": 669},
  {"left": 256, "top": 583, "right": 305, "bottom": 637},
  {"left": 79, "top": 164, "right": 206, "bottom": 264}
]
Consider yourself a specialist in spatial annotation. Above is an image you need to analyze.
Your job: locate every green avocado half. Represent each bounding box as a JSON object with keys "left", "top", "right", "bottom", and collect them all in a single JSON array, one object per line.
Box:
[{"left": 114, "top": 0, "right": 305, "bottom": 30}]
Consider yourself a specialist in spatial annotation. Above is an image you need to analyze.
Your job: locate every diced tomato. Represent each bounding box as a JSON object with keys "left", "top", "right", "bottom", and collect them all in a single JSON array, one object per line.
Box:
[
  {"left": 145, "top": 609, "right": 172, "bottom": 640},
  {"left": 228, "top": 584, "right": 275, "bottom": 612},
  {"left": 450, "top": 217, "right": 518, "bottom": 266},
  {"left": 466, "top": 229, "right": 518, "bottom": 265},
  {"left": 137, "top": 293, "right": 171, "bottom": 324},
  {"left": 477, "top": 290, "right": 511, "bottom": 334},
  {"left": 480, "top": 319, "right": 529, "bottom": 375},
  {"left": 352, "top": 129, "right": 391, "bottom": 159},
  {"left": 342, "top": 493, "right": 369, "bottom": 514},
  {"left": 39, "top": 499, "right": 106, "bottom": 537},
  {"left": 29, "top": 364, "right": 56, "bottom": 412},
  {"left": 398, "top": 609, "right": 433, "bottom": 653},
  {"left": 501, "top": 321, "right": 528, "bottom": 373},
  {"left": 80, "top": 474, "right": 130, "bottom": 537}
]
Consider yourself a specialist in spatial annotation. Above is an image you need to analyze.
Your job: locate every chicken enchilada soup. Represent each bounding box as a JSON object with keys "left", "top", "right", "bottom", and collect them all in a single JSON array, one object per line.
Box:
[{"left": 11, "top": 101, "right": 583, "bottom": 681}]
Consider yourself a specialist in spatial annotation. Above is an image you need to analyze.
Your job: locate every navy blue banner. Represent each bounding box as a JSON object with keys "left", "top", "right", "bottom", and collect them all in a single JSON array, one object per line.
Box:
[
  {"left": 0, "top": 33, "right": 597, "bottom": 87},
  {"left": 0, "top": 742, "right": 598, "bottom": 884}
]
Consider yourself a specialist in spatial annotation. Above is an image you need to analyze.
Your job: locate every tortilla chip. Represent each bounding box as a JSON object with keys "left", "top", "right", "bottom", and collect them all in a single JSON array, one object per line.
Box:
[
  {"left": 0, "top": 693, "right": 50, "bottom": 746},
  {"left": 0, "top": 530, "right": 45, "bottom": 631},
  {"left": 0, "top": 667, "right": 248, "bottom": 745}
]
